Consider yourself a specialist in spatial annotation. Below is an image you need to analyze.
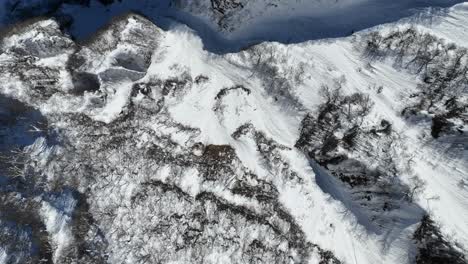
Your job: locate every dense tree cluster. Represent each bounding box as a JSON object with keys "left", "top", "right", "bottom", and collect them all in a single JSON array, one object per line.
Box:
[
  {"left": 363, "top": 27, "right": 467, "bottom": 260},
  {"left": 364, "top": 27, "right": 468, "bottom": 138},
  {"left": 295, "top": 84, "right": 426, "bottom": 233},
  {"left": 413, "top": 215, "right": 466, "bottom": 264}
]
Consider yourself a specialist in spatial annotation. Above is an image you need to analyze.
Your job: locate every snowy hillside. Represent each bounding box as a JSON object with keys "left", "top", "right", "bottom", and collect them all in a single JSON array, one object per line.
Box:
[
  {"left": 0, "top": 0, "right": 465, "bottom": 49},
  {"left": 0, "top": 1, "right": 467, "bottom": 264}
]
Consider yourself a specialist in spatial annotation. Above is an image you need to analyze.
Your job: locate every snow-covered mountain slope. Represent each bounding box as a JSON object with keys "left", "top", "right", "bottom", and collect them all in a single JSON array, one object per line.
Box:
[
  {"left": 0, "top": 2, "right": 467, "bottom": 264},
  {"left": 0, "top": 0, "right": 465, "bottom": 51}
]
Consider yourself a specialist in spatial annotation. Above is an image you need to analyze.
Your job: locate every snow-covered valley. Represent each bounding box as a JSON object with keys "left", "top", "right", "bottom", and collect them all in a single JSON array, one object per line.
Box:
[{"left": 0, "top": 1, "right": 467, "bottom": 264}]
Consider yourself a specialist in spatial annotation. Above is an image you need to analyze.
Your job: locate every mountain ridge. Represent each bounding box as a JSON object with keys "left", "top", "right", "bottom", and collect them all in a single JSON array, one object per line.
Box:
[
  {"left": 0, "top": 2, "right": 467, "bottom": 264},
  {"left": 0, "top": 0, "right": 466, "bottom": 52}
]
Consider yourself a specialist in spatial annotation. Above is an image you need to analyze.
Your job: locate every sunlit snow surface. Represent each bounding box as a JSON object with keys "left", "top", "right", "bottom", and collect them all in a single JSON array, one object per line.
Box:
[{"left": 0, "top": 1, "right": 467, "bottom": 264}]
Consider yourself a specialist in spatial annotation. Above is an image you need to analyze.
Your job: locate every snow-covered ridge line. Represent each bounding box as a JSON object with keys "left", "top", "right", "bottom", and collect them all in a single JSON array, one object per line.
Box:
[
  {"left": 0, "top": 4, "right": 467, "bottom": 264},
  {"left": 0, "top": 0, "right": 467, "bottom": 53}
]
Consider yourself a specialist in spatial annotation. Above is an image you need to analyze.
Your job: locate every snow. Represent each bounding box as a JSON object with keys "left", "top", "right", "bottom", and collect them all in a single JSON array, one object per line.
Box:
[
  {"left": 0, "top": 1, "right": 467, "bottom": 263},
  {"left": 278, "top": 150, "right": 402, "bottom": 264},
  {"left": 179, "top": 168, "right": 201, "bottom": 197},
  {"left": 39, "top": 192, "right": 76, "bottom": 263},
  {"left": 93, "top": 81, "right": 133, "bottom": 123},
  {"left": 139, "top": 28, "right": 409, "bottom": 263},
  {"left": 411, "top": 148, "right": 468, "bottom": 250},
  {"left": 291, "top": 35, "right": 468, "bottom": 257},
  {"left": 404, "top": 2, "right": 468, "bottom": 46},
  {"left": 0, "top": 249, "right": 7, "bottom": 264},
  {"left": 43, "top": 0, "right": 464, "bottom": 53}
]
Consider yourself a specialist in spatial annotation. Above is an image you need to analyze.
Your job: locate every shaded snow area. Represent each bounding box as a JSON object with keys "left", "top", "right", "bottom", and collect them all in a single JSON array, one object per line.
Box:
[
  {"left": 0, "top": 0, "right": 465, "bottom": 52},
  {"left": 0, "top": 2, "right": 467, "bottom": 264}
]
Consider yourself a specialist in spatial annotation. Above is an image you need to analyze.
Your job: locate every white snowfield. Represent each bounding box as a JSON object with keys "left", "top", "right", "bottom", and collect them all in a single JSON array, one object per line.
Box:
[{"left": 0, "top": 2, "right": 467, "bottom": 264}]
